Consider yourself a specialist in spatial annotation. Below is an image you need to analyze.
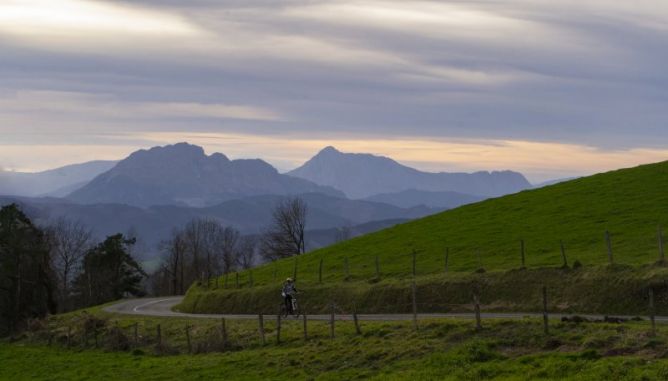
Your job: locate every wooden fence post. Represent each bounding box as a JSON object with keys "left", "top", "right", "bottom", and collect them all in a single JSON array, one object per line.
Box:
[
  {"left": 185, "top": 324, "right": 192, "bottom": 353},
  {"left": 276, "top": 314, "right": 282, "bottom": 344},
  {"left": 412, "top": 250, "right": 417, "bottom": 277},
  {"left": 353, "top": 309, "right": 362, "bottom": 335},
  {"left": 258, "top": 314, "right": 266, "bottom": 345},
  {"left": 473, "top": 291, "right": 482, "bottom": 330},
  {"left": 330, "top": 303, "right": 335, "bottom": 339},
  {"left": 318, "top": 258, "right": 323, "bottom": 284},
  {"left": 302, "top": 313, "right": 308, "bottom": 341},
  {"left": 542, "top": 286, "right": 549, "bottom": 335},
  {"left": 560, "top": 240, "right": 568, "bottom": 268},
  {"left": 375, "top": 255, "right": 380, "bottom": 278},
  {"left": 605, "top": 230, "right": 614, "bottom": 265},
  {"left": 520, "top": 239, "right": 526, "bottom": 269},
  {"left": 221, "top": 318, "right": 228, "bottom": 348},
  {"left": 649, "top": 288, "right": 656, "bottom": 336},
  {"left": 659, "top": 225, "right": 665, "bottom": 263},
  {"left": 445, "top": 247, "right": 449, "bottom": 273},
  {"left": 411, "top": 281, "right": 418, "bottom": 331}
]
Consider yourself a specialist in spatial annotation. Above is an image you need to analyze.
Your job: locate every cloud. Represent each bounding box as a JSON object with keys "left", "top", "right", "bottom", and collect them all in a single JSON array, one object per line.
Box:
[
  {"left": 0, "top": 0, "right": 667, "bottom": 178},
  {"left": 0, "top": 90, "right": 282, "bottom": 123},
  {"left": 0, "top": 0, "right": 204, "bottom": 49}
]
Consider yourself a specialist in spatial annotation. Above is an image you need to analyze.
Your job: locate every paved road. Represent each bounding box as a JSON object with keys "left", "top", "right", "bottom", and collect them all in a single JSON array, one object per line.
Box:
[{"left": 104, "top": 297, "right": 668, "bottom": 322}]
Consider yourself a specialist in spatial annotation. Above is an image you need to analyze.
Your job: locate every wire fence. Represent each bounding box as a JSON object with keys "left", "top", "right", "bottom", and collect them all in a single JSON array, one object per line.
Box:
[
  {"left": 26, "top": 279, "right": 661, "bottom": 357},
  {"left": 202, "top": 226, "right": 668, "bottom": 290}
]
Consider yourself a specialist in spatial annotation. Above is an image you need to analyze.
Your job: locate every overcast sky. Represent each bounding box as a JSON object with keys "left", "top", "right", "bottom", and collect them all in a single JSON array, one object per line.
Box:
[{"left": 1, "top": 0, "right": 667, "bottom": 182}]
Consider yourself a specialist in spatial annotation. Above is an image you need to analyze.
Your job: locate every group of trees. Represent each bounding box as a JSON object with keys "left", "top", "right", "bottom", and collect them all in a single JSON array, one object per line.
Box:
[
  {"left": 0, "top": 204, "right": 56, "bottom": 336},
  {"left": 0, "top": 196, "right": 311, "bottom": 335},
  {"left": 153, "top": 197, "right": 309, "bottom": 295},
  {"left": 151, "top": 219, "right": 258, "bottom": 295},
  {"left": 0, "top": 204, "right": 145, "bottom": 336}
]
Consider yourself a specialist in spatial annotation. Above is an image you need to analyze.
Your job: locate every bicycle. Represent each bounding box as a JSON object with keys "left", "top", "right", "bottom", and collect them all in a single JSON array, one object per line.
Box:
[{"left": 280, "top": 293, "right": 300, "bottom": 318}]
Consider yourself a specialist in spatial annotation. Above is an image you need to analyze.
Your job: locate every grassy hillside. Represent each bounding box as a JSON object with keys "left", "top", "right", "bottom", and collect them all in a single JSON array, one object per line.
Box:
[
  {"left": 6, "top": 307, "right": 668, "bottom": 380},
  {"left": 179, "top": 265, "right": 668, "bottom": 316},
  {"left": 232, "top": 161, "right": 668, "bottom": 286}
]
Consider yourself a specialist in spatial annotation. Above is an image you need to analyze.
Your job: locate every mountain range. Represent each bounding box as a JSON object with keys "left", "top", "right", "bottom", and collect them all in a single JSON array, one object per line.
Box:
[
  {"left": 288, "top": 146, "right": 531, "bottom": 199},
  {"left": 0, "top": 160, "right": 117, "bottom": 197},
  {"left": 68, "top": 143, "right": 342, "bottom": 207},
  {"left": 0, "top": 142, "right": 534, "bottom": 262},
  {"left": 362, "top": 189, "right": 485, "bottom": 209}
]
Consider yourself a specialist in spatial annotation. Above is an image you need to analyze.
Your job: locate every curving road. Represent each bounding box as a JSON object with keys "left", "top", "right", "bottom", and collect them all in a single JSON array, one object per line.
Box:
[{"left": 104, "top": 297, "right": 668, "bottom": 322}]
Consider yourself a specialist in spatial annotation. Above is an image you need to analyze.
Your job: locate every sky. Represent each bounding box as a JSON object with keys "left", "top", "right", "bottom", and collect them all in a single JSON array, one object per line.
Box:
[{"left": 1, "top": 0, "right": 667, "bottom": 183}]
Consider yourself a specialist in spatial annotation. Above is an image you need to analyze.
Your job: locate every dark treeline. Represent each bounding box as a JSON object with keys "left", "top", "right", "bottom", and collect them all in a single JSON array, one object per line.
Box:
[
  {"left": 0, "top": 196, "right": 310, "bottom": 336},
  {"left": 0, "top": 204, "right": 145, "bottom": 337}
]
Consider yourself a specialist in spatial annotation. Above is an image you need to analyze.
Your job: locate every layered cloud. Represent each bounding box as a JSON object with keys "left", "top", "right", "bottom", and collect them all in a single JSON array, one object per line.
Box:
[{"left": 0, "top": 0, "right": 667, "bottom": 179}]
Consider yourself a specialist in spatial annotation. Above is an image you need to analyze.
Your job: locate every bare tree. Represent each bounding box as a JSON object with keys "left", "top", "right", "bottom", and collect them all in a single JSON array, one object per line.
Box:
[
  {"left": 235, "top": 236, "right": 257, "bottom": 270},
  {"left": 260, "top": 197, "right": 307, "bottom": 261},
  {"left": 201, "top": 220, "right": 221, "bottom": 281},
  {"left": 217, "top": 226, "right": 240, "bottom": 275},
  {"left": 45, "top": 218, "right": 92, "bottom": 312},
  {"left": 182, "top": 219, "right": 207, "bottom": 282},
  {"left": 152, "top": 219, "right": 246, "bottom": 294},
  {"left": 159, "top": 229, "right": 187, "bottom": 295}
]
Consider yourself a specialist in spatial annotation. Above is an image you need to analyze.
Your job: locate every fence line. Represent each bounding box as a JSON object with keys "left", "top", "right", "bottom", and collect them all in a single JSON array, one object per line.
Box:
[
  {"left": 228, "top": 228, "right": 668, "bottom": 287},
  {"left": 39, "top": 278, "right": 665, "bottom": 356}
]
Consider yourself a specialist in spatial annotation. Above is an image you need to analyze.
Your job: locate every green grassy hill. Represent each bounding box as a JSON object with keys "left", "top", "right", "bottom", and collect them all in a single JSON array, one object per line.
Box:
[
  {"left": 243, "top": 160, "right": 668, "bottom": 285},
  {"left": 7, "top": 307, "right": 668, "bottom": 380},
  {"left": 180, "top": 160, "right": 668, "bottom": 315}
]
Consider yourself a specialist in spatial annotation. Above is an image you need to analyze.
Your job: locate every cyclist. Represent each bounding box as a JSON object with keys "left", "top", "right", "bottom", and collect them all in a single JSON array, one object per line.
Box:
[{"left": 281, "top": 277, "right": 298, "bottom": 315}]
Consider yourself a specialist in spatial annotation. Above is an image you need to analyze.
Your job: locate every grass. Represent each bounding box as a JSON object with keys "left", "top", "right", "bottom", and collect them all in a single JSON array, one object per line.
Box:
[
  {"left": 179, "top": 264, "right": 668, "bottom": 316},
  {"left": 6, "top": 306, "right": 668, "bottom": 380},
  {"left": 178, "top": 160, "right": 668, "bottom": 315},
  {"left": 226, "top": 160, "right": 668, "bottom": 287}
]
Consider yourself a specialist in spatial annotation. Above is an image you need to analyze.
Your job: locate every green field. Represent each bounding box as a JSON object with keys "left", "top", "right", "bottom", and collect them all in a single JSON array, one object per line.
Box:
[
  {"left": 5, "top": 308, "right": 668, "bottom": 380},
  {"left": 180, "top": 161, "right": 668, "bottom": 315},
  {"left": 7, "top": 162, "right": 668, "bottom": 380},
  {"left": 220, "top": 161, "right": 668, "bottom": 287}
]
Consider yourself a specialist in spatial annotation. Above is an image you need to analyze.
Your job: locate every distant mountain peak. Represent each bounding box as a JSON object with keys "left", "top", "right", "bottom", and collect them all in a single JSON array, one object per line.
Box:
[
  {"left": 318, "top": 146, "right": 341, "bottom": 155},
  {"left": 130, "top": 142, "right": 211, "bottom": 159},
  {"left": 288, "top": 147, "right": 531, "bottom": 199},
  {"left": 68, "top": 142, "right": 343, "bottom": 207}
]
